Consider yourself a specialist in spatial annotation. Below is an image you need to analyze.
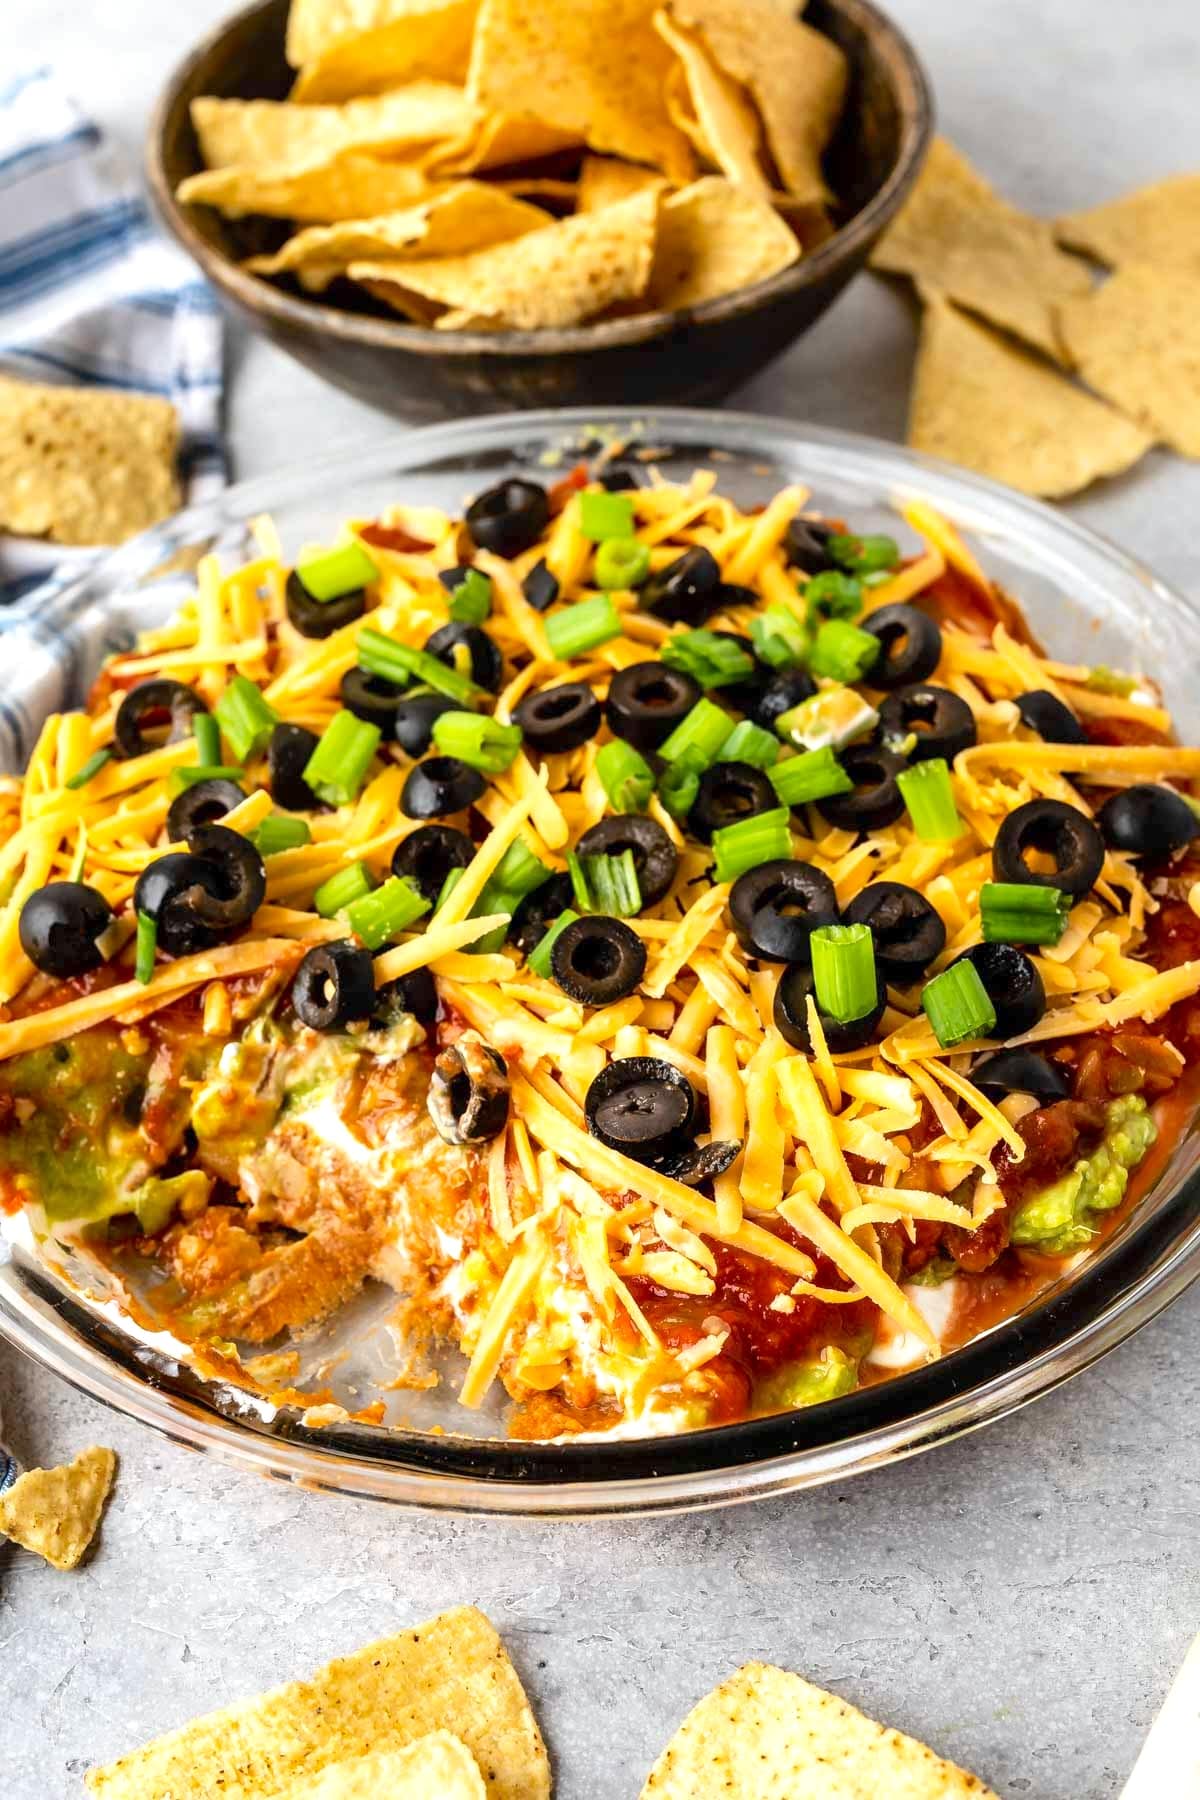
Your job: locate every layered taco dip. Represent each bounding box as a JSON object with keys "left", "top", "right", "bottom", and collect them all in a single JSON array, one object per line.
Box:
[{"left": 2, "top": 454, "right": 1199, "bottom": 1441}]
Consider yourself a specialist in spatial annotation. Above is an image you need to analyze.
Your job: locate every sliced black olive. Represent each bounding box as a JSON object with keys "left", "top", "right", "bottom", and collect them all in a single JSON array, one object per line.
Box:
[
  {"left": 971, "top": 1047, "right": 1072, "bottom": 1103},
  {"left": 165, "top": 777, "right": 245, "bottom": 844},
  {"left": 952, "top": 943, "right": 1045, "bottom": 1037},
  {"left": 18, "top": 881, "right": 113, "bottom": 979},
  {"left": 729, "top": 860, "right": 839, "bottom": 962},
  {"left": 605, "top": 662, "right": 701, "bottom": 752},
  {"left": 514, "top": 681, "right": 601, "bottom": 754},
  {"left": 393, "top": 693, "right": 457, "bottom": 757},
  {"left": 815, "top": 744, "right": 906, "bottom": 831},
  {"left": 659, "top": 1139, "right": 742, "bottom": 1185},
  {"left": 133, "top": 853, "right": 225, "bottom": 957},
  {"left": 598, "top": 464, "right": 640, "bottom": 492},
  {"left": 783, "top": 517, "right": 835, "bottom": 574},
  {"left": 774, "top": 962, "right": 885, "bottom": 1053},
  {"left": 863, "top": 604, "right": 942, "bottom": 690},
  {"left": 843, "top": 881, "right": 946, "bottom": 984},
  {"left": 285, "top": 570, "right": 366, "bottom": 639},
  {"left": 438, "top": 564, "right": 476, "bottom": 595},
  {"left": 510, "top": 872, "right": 575, "bottom": 955},
  {"left": 465, "top": 478, "right": 549, "bottom": 558},
  {"left": 745, "top": 668, "right": 818, "bottom": 733},
  {"left": 993, "top": 798, "right": 1105, "bottom": 898},
  {"left": 585, "top": 1056, "right": 697, "bottom": 1163},
  {"left": 292, "top": 939, "right": 376, "bottom": 1030},
  {"left": 687, "top": 761, "right": 777, "bottom": 843},
  {"left": 428, "top": 1032, "right": 510, "bottom": 1144},
  {"left": 401, "top": 756, "right": 486, "bottom": 820},
  {"left": 339, "top": 667, "right": 402, "bottom": 734},
  {"left": 878, "top": 683, "right": 976, "bottom": 762},
  {"left": 576, "top": 815, "right": 678, "bottom": 907},
  {"left": 185, "top": 823, "right": 267, "bottom": 930},
  {"left": 392, "top": 823, "right": 474, "bottom": 903},
  {"left": 1015, "top": 689, "right": 1086, "bottom": 746},
  {"left": 424, "top": 622, "right": 503, "bottom": 693},
  {"left": 640, "top": 546, "right": 721, "bottom": 626},
  {"left": 1098, "top": 784, "right": 1199, "bottom": 859},
  {"left": 522, "top": 559, "right": 559, "bottom": 613},
  {"left": 268, "top": 722, "right": 321, "bottom": 811},
  {"left": 551, "top": 915, "right": 646, "bottom": 1004},
  {"left": 113, "top": 679, "right": 204, "bottom": 760},
  {"left": 373, "top": 967, "right": 438, "bottom": 1028}
]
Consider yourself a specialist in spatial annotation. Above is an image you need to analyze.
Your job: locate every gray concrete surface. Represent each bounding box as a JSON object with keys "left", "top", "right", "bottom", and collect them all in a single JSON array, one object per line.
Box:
[{"left": 3, "top": 2, "right": 1200, "bottom": 1794}]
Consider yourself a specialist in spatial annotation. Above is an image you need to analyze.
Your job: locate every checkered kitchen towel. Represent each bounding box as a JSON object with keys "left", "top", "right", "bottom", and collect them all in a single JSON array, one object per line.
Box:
[{"left": 0, "top": 66, "right": 226, "bottom": 604}]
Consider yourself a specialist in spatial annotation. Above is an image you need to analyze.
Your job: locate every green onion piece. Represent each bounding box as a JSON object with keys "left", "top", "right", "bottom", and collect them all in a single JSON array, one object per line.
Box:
[
  {"left": 810, "top": 922, "right": 878, "bottom": 1024},
  {"left": 827, "top": 533, "right": 900, "bottom": 575},
  {"left": 214, "top": 675, "right": 278, "bottom": 763},
  {"left": 490, "top": 838, "right": 554, "bottom": 899},
  {"left": 980, "top": 881, "right": 1070, "bottom": 946},
  {"left": 769, "top": 746, "right": 853, "bottom": 807},
  {"left": 661, "top": 629, "right": 755, "bottom": 690},
  {"left": 431, "top": 709, "right": 522, "bottom": 774},
  {"left": 469, "top": 918, "right": 513, "bottom": 954},
  {"left": 345, "top": 875, "right": 430, "bottom": 949},
  {"left": 596, "top": 738, "right": 655, "bottom": 812},
  {"left": 134, "top": 911, "right": 157, "bottom": 985},
  {"left": 566, "top": 849, "right": 592, "bottom": 911},
  {"left": 922, "top": 960, "right": 997, "bottom": 1049},
  {"left": 252, "top": 814, "right": 312, "bottom": 857},
  {"left": 434, "top": 866, "right": 465, "bottom": 914},
  {"left": 593, "top": 537, "right": 651, "bottom": 590},
  {"left": 295, "top": 538, "right": 380, "bottom": 601},
  {"left": 527, "top": 909, "right": 581, "bottom": 978},
  {"left": 808, "top": 618, "right": 881, "bottom": 684},
  {"left": 749, "top": 603, "right": 811, "bottom": 670},
  {"left": 313, "top": 860, "right": 376, "bottom": 919},
  {"left": 65, "top": 748, "right": 112, "bottom": 791},
  {"left": 718, "top": 720, "right": 779, "bottom": 770},
  {"left": 447, "top": 568, "right": 492, "bottom": 625},
  {"left": 803, "top": 569, "right": 864, "bottom": 623},
  {"left": 167, "top": 764, "right": 245, "bottom": 797},
  {"left": 544, "top": 595, "right": 622, "bottom": 660},
  {"left": 1086, "top": 664, "right": 1138, "bottom": 697},
  {"left": 658, "top": 696, "right": 736, "bottom": 770},
  {"left": 578, "top": 490, "right": 635, "bottom": 542},
  {"left": 656, "top": 755, "right": 703, "bottom": 821},
  {"left": 303, "top": 709, "right": 382, "bottom": 807},
  {"left": 711, "top": 806, "right": 791, "bottom": 883},
  {"left": 193, "top": 712, "right": 222, "bottom": 766},
  {"left": 896, "top": 758, "right": 963, "bottom": 842},
  {"left": 357, "top": 627, "right": 483, "bottom": 704},
  {"left": 582, "top": 849, "right": 642, "bottom": 917}
]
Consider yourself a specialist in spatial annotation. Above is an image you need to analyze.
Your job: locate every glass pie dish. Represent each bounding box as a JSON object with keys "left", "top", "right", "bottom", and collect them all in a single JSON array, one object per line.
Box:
[{"left": 2, "top": 405, "right": 1198, "bottom": 1517}]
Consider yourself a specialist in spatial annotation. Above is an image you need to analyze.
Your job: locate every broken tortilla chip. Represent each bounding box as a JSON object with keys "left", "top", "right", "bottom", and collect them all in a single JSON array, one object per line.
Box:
[
  {"left": 577, "top": 154, "right": 668, "bottom": 214},
  {"left": 86, "top": 1606, "right": 550, "bottom": 1800},
  {"left": 1056, "top": 173, "right": 1200, "bottom": 275},
  {"left": 654, "top": 11, "right": 771, "bottom": 198},
  {"left": 0, "top": 379, "right": 179, "bottom": 548},
  {"left": 909, "top": 292, "right": 1153, "bottom": 498},
  {"left": 423, "top": 112, "right": 582, "bottom": 175},
  {"left": 288, "top": 0, "right": 479, "bottom": 99},
  {"left": 0, "top": 1446, "right": 115, "bottom": 1572},
  {"left": 192, "top": 86, "right": 476, "bottom": 173},
  {"left": 645, "top": 175, "right": 798, "bottom": 310},
  {"left": 1058, "top": 263, "right": 1200, "bottom": 457},
  {"left": 640, "top": 1663, "right": 999, "bottom": 1799},
  {"left": 278, "top": 1733, "right": 486, "bottom": 1799},
  {"left": 177, "top": 155, "right": 440, "bottom": 222}
]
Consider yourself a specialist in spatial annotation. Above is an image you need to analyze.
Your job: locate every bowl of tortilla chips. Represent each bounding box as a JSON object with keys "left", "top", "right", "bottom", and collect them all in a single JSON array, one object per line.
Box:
[{"left": 148, "top": 0, "right": 932, "bottom": 418}]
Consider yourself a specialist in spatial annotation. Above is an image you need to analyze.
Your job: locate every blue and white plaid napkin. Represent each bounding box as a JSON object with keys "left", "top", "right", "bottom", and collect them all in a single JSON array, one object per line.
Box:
[{"left": 0, "top": 66, "right": 226, "bottom": 603}]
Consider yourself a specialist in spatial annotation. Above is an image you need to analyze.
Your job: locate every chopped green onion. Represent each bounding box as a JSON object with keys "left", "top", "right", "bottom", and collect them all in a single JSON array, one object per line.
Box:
[
  {"left": 712, "top": 806, "right": 791, "bottom": 883},
  {"left": 749, "top": 603, "right": 811, "bottom": 670},
  {"left": 193, "top": 712, "right": 222, "bottom": 766},
  {"left": 827, "top": 533, "right": 899, "bottom": 575},
  {"left": 808, "top": 618, "right": 880, "bottom": 684},
  {"left": 545, "top": 594, "right": 622, "bottom": 660},
  {"left": 295, "top": 538, "right": 379, "bottom": 601},
  {"left": 656, "top": 754, "right": 703, "bottom": 821},
  {"left": 658, "top": 697, "right": 735, "bottom": 770},
  {"left": 661, "top": 629, "right": 755, "bottom": 690},
  {"left": 345, "top": 875, "right": 430, "bottom": 949},
  {"left": 134, "top": 911, "right": 157, "bottom": 985},
  {"left": 475, "top": 840, "right": 554, "bottom": 927},
  {"left": 1086, "top": 664, "right": 1138, "bottom": 697},
  {"left": 810, "top": 922, "right": 878, "bottom": 1024},
  {"left": 803, "top": 569, "right": 863, "bottom": 623},
  {"left": 251, "top": 814, "right": 312, "bottom": 856},
  {"left": 469, "top": 918, "right": 513, "bottom": 954},
  {"left": 718, "top": 720, "right": 779, "bottom": 770},
  {"left": 769, "top": 746, "right": 853, "bottom": 807},
  {"left": 896, "top": 758, "right": 963, "bottom": 842},
  {"left": 922, "top": 960, "right": 997, "bottom": 1049},
  {"left": 566, "top": 849, "right": 592, "bottom": 912},
  {"left": 578, "top": 490, "right": 635, "bottom": 542},
  {"left": 303, "top": 710, "right": 382, "bottom": 807},
  {"left": 980, "top": 881, "right": 1070, "bottom": 946},
  {"left": 431, "top": 710, "right": 522, "bottom": 774},
  {"left": 167, "top": 764, "right": 245, "bottom": 797},
  {"left": 314, "top": 860, "right": 376, "bottom": 918},
  {"left": 434, "top": 866, "right": 465, "bottom": 913},
  {"left": 593, "top": 537, "right": 650, "bottom": 590},
  {"left": 596, "top": 738, "right": 655, "bottom": 812},
  {"left": 527, "top": 909, "right": 581, "bottom": 978},
  {"left": 357, "top": 627, "right": 484, "bottom": 705},
  {"left": 572, "top": 850, "right": 642, "bottom": 917},
  {"left": 65, "top": 748, "right": 112, "bottom": 791},
  {"left": 214, "top": 675, "right": 278, "bottom": 763},
  {"left": 446, "top": 567, "right": 493, "bottom": 625}
]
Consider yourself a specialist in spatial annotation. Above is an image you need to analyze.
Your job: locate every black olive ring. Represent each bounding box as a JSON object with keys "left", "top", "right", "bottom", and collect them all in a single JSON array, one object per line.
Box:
[
  {"left": 113, "top": 679, "right": 204, "bottom": 760},
  {"left": 745, "top": 668, "right": 818, "bottom": 733},
  {"left": 393, "top": 693, "right": 458, "bottom": 757},
  {"left": 18, "top": 881, "right": 113, "bottom": 980},
  {"left": 576, "top": 815, "right": 679, "bottom": 908},
  {"left": 550, "top": 916, "right": 647, "bottom": 1005},
  {"left": 339, "top": 667, "right": 403, "bottom": 734},
  {"left": 971, "top": 1048, "right": 1072, "bottom": 1103},
  {"left": 292, "top": 939, "right": 376, "bottom": 1030},
  {"left": 992, "top": 798, "right": 1105, "bottom": 898},
  {"left": 268, "top": 721, "right": 321, "bottom": 811},
  {"left": 514, "top": 681, "right": 602, "bottom": 754},
  {"left": 773, "top": 963, "right": 885, "bottom": 1054},
  {"left": 639, "top": 546, "right": 722, "bottom": 626},
  {"left": 878, "top": 683, "right": 977, "bottom": 763},
  {"left": 687, "top": 761, "right": 777, "bottom": 843},
  {"left": 401, "top": 756, "right": 487, "bottom": 820},
  {"left": 1098, "top": 784, "right": 1199, "bottom": 860},
  {"left": 285, "top": 570, "right": 367, "bottom": 640},
  {"left": 1015, "top": 689, "right": 1086, "bottom": 746},
  {"left": 428, "top": 1034, "right": 511, "bottom": 1144},
  {"left": 863, "top": 605, "right": 943, "bottom": 690},
  {"left": 729, "top": 860, "right": 839, "bottom": 963},
  {"left": 815, "top": 744, "right": 907, "bottom": 833},
  {"left": 951, "top": 943, "right": 1046, "bottom": 1037},
  {"left": 373, "top": 967, "right": 438, "bottom": 1028},
  {"left": 585, "top": 1056, "right": 698, "bottom": 1164},
  {"left": 165, "top": 776, "right": 245, "bottom": 844},
  {"left": 392, "top": 823, "right": 475, "bottom": 903},
  {"left": 605, "top": 663, "right": 701, "bottom": 752},
  {"left": 465, "top": 478, "right": 549, "bottom": 559},
  {"left": 424, "top": 622, "right": 503, "bottom": 694},
  {"left": 510, "top": 873, "right": 575, "bottom": 955},
  {"left": 843, "top": 881, "right": 946, "bottom": 984}
]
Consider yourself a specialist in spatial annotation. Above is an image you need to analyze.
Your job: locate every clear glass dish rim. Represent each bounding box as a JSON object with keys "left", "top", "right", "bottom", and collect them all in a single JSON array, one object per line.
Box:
[{"left": 2, "top": 403, "right": 1199, "bottom": 1518}]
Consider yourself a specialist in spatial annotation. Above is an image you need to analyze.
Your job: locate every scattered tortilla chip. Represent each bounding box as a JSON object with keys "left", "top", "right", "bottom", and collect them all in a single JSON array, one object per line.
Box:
[
  {"left": 1058, "top": 263, "right": 1200, "bottom": 457},
  {"left": 0, "top": 379, "right": 179, "bottom": 548},
  {"left": 177, "top": 155, "right": 440, "bottom": 222},
  {"left": 667, "top": 0, "right": 847, "bottom": 204},
  {"left": 640, "top": 1662, "right": 998, "bottom": 1799},
  {"left": 279, "top": 1733, "right": 486, "bottom": 1799},
  {"left": 0, "top": 1446, "right": 116, "bottom": 1572},
  {"left": 423, "top": 112, "right": 582, "bottom": 175},
  {"left": 577, "top": 154, "right": 668, "bottom": 214},
  {"left": 645, "top": 175, "right": 798, "bottom": 310},
  {"left": 1057, "top": 173, "right": 1200, "bottom": 274},
  {"left": 870, "top": 137, "right": 1091, "bottom": 361},
  {"left": 468, "top": 0, "right": 694, "bottom": 182},
  {"left": 192, "top": 86, "right": 477, "bottom": 173},
  {"left": 288, "top": 0, "right": 479, "bottom": 99},
  {"left": 909, "top": 292, "right": 1153, "bottom": 498},
  {"left": 86, "top": 1606, "right": 550, "bottom": 1800},
  {"left": 665, "top": 61, "right": 716, "bottom": 165},
  {"left": 654, "top": 11, "right": 771, "bottom": 198}
]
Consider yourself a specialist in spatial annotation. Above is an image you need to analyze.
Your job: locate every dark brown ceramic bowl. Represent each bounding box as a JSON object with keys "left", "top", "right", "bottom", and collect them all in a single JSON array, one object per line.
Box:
[{"left": 147, "top": 0, "right": 932, "bottom": 420}]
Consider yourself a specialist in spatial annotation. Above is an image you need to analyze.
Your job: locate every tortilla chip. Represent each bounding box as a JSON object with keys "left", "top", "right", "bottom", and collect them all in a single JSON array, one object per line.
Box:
[
  {"left": 1058, "top": 263, "right": 1200, "bottom": 457},
  {"left": 667, "top": 0, "right": 846, "bottom": 204},
  {"left": 86, "top": 1606, "right": 550, "bottom": 1800},
  {"left": 870, "top": 137, "right": 1091, "bottom": 361},
  {"left": 640, "top": 1663, "right": 998, "bottom": 1799},
  {"left": 577, "top": 154, "right": 668, "bottom": 213},
  {"left": 288, "top": 0, "right": 478, "bottom": 98},
  {"left": 645, "top": 175, "right": 798, "bottom": 310},
  {"left": 0, "top": 379, "right": 179, "bottom": 548},
  {"left": 354, "top": 186, "right": 659, "bottom": 328},
  {"left": 0, "top": 1446, "right": 115, "bottom": 1572},
  {"left": 279, "top": 1733, "right": 486, "bottom": 1799},
  {"left": 468, "top": 0, "right": 694, "bottom": 181},
  {"left": 909, "top": 292, "right": 1153, "bottom": 498},
  {"left": 1057, "top": 174, "right": 1200, "bottom": 274},
  {"left": 191, "top": 87, "right": 476, "bottom": 173},
  {"left": 177, "top": 155, "right": 440, "bottom": 222},
  {"left": 423, "top": 112, "right": 582, "bottom": 175},
  {"left": 654, "top": 12, "right": 771, "bottom": 198}
]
